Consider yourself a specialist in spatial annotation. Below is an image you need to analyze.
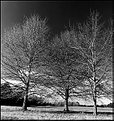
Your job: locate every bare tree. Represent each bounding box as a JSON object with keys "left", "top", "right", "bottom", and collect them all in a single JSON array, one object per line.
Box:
[
  {"left": 35, "top": 31, "right": 89, "bottom": 112},
  {"left": 67, "top": 11, "right": 113, "bottom": 116},
  {"left": 1, "top": 14, "right": 49, "bottom": 111}
]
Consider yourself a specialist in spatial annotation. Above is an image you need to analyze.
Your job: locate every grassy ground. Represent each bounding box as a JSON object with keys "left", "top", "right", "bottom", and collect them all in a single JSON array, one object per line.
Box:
[{"left": 1, "top": 105, "right": 113, "bottom": 120}]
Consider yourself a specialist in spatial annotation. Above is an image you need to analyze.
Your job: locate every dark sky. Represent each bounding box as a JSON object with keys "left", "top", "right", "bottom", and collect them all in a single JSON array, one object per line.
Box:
[{"left": 1, "top": 1, "right": 112, "bottom": 35}]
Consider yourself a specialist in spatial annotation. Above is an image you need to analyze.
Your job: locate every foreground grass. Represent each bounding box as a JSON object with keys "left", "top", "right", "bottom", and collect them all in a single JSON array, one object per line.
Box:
[{"left": 1, "top": 105, "right": 113, "bottom": 120}]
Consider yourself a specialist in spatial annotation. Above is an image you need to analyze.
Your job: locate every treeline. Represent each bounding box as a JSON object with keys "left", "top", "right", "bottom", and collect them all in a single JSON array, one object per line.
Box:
[
  {"left": 1, "top": 82, "right": 113, "bottom": 107},
  {"left": 1, "top": 82, "right": 80, "bottom": 107},
  {"left": 1, "top": 82, "right": 47, "bottom": 106},
  {"left": 0, "top": 82, "right": 77, "bottom": 107}
]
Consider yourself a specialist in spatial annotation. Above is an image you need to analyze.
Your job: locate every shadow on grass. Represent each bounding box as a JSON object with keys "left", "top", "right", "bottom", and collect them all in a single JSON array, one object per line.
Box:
[
  {"left": 39, "top": 110, "right": 113, "bottom": 115},
  {"left": 2, "top": 116, "right": 19, "bottom": 120},
  {"left": 2, "top": 105, "right": 113, "bottom": 115}
]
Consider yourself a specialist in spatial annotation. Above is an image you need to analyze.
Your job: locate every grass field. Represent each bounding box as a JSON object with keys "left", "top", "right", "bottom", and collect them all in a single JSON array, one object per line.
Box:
[{"left": 1, "top": 105, "right": 113, "bottom": 120}]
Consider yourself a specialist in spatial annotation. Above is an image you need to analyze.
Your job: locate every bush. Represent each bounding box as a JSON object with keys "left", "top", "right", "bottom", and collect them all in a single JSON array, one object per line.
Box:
[
  {"left": 1, "top": 82, "right": 13, "bottom": 99},
  {"left": 69, "top": 102, "right": 80, "bottom": 106},
  {"left": 28, "top": 95, "right": 45, "bottom": 106},
  {"left": 52, "top": 101, "right": 64, "bottom": 106}
]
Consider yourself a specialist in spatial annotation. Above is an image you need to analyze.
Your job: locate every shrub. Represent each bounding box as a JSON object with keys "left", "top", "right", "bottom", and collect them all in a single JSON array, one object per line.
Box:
[
  {"left": 28, "top": 95, "right": 45, "bottom": 106},
  {"left": 69, "top": 102, "right": 80, "bottom": 106}
]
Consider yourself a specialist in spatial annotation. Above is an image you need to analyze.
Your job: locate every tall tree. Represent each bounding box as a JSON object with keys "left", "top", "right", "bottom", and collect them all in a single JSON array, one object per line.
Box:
[
  {"left": 1, "top": 14, "right": 49, "bottom": 111},
  {"left": 67, "top": 11, "right": 113, "bottom": 116},
  {"left": 36, "top": 31, "right": 88, "bottom": 112}
]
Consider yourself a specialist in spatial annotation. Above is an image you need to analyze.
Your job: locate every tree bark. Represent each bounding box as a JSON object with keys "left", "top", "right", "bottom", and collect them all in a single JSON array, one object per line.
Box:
[
  {"left": 64, "top": 87, "right": 69, "bottom": 112},
  {"left": 22, "top": 79, "right": 29, "bottom": 111},
  {"left": 22, "top": 94, "right": 28, "bottom": 111},
  {"left": 92, "top": 58, "right": 97, "bottom": 116},
  {"left": 93, "top": 81, "right": 97, "bottom": 116},
  {"left": 93, "top": 96, "right": 97, "bottom": 116},
  {"left": 22, "top": 64, "right": 31, "bottom": 111}
]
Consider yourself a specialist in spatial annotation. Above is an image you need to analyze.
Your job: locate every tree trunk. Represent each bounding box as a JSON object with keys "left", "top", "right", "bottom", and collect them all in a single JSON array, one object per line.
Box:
[
  {"left": 93, "top": 81, "right": 97, "bottom": 116},
  {"left": 93, "top": 96, "right": 97, "bottom": 116},
  {"left": 22, "top": 79, "right": 29, "bottom": 111},
  {"left": 22, "top": 94, "right": 28, "bottom": 111},
  {"left": 64, "top": 87, "right": 69, "bottom": 112}
]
